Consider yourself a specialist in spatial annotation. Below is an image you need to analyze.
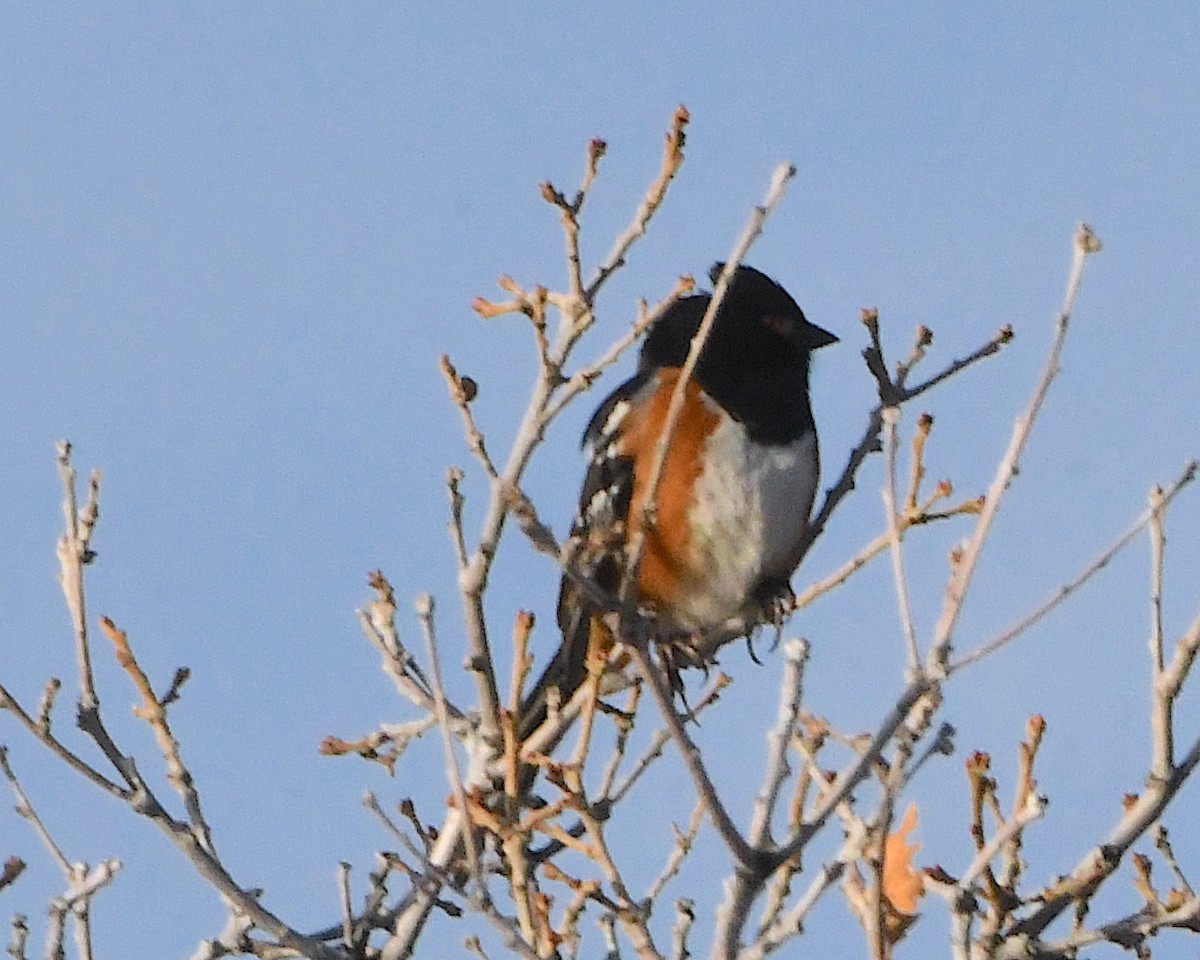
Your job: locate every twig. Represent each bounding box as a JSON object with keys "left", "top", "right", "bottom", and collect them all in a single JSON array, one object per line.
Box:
[
  {"left": 362, "top": 795, "right": 431, "bottom": 875},
  {"left": 1000, "top": 715, "right": 1045, "bottom": 896},
  {"left": 904, "top": 412, "right": 933, "bottom": 517},
  {"left": 594, "top": 684, "right": 642, "bottom": 801},
  {"left": 881, "top": 408, "right": 921, "bottom": 674},
  {"left": 441, "top": 356, "right": 498, "bottom": 479},
  {"left": 901, "top": 721, "right": 956, "bottom": 789},
  {"left": 470, "top": 899, "right": 545, "bottom": 960},
  {"left": 415, "top": 594, "right": 481, "bottom": 887},
  {"left": 101, "top": 618, "right": 216, "bottom": 855},
  {"left": 895, "top": 324, "right": 934, "bottom": 392},
  {"left": 0, "top": 684, "right": 126, "bottom": 799},
  {"left": 572, "top": 799, "right": 663, "bottom": 960},
  {"left": 645, "top": 802, "right": 705, "bottom": 904},
  {"left": 1027, "top": 895, "right": 1200, "bottom": 958},
  {"left": 48, "top": 860, "right": 121, "bottom": 960},
  {"left": 46, "top": 455, "right": 149, "bottom": 794},
  {"left": 860, "top": 692, "right": 934, "bottom": 958},
  {"left": 1148, "top": 486, "right": 1171, "bottom": 783},
  {"left": 598, "top": 912, "right": 620, "bottom": 960},
  {"left": 959, "top": 792, "right": 1046, "bottom": 893},
  {"left": 584, "top": 106, "right": 689, "bottom": 304},
  {"left": 607, "top": 675, "right": 728, "bottom": 805},
  {"left": 55, "top": 442, "right": 100, "bottom": 713},
  {"left": 897, "top": 325, "right": 1014, "bottom": 404},
  {"left": 713, "top": 640, "right": 809, "bottom": 958},
  {"left": 23, "top": 454, "right": 343, "bottom": 960},
  {"left": 0, "top": 858, "right": 25, "bottom": 894},
  {"left": 0, "top": 747, "right": 71, "bottom": 872},
  {"left": 359, "top": 572, "right": 439, "bottom": 711},
  {"left": 922, "top": 871, "right": 973, "bottom": 960},
  {"left": 1154, "top": 825, "right": 1194, "bottom": 896},
  {"left": 8, "top": 915, "right": 29, "bottom": 960},
  {"left": 626, "top": 637, "right": 754, "bottom": 868},
  {"left": 447, "top": 468, "right": 470, "bottom": 569},
  {"left": 738, "top": 860, "right": 847, "bottom": 960},
  {"left": 791, "top": 481, "right": 973, "bottom": 613},
  {"left": 338, "top": 862, "right": 354, "bottom": 948},
  {"left": 542, "top": 136, "right": 606, "bottom": 312},
  {"left": 1160, "top": 612, "right": 1200, "bottom": 707},
  {"left": 803, "top": 322, "right": 1013, "bottom": 566},
  {"left": 772, "top": 677, "right": 935, "bottom": 868},
  {"left": 749, "top": 640, "right": 808, "bottom": 849},
  {"left": 0, "top": 747, "right": 121, "bottom": 960},
  {"left": 952, "top": 459, "right": 1197, "bottom": 670},
  {"left": 36, "top": 678, "right": 61, "bottom": 733},
  {"left": 671, "top": 899, "right": 696, "bottom": 960},
  {"left": 931, "top": 224, "right": 1101, "bottom": 673},
  {"left": 1014, "top": 731, "right": 1200, "bottom": 940}
]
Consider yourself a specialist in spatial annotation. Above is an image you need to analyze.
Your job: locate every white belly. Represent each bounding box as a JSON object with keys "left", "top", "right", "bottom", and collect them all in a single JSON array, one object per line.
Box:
[{"left": 674, "top": 418, "right": 818, "bottom": 629}]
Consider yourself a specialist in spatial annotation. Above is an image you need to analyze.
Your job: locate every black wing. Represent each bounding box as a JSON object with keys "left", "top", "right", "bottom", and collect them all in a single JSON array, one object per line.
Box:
[{"left": 518, "top": 371, "right": 649, "bottom": 742}]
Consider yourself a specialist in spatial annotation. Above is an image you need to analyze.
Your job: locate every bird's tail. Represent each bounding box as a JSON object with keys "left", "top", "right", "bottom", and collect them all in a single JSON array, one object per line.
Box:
[{"left": 516, "top": 593, "right": 595, "bottom": 746}]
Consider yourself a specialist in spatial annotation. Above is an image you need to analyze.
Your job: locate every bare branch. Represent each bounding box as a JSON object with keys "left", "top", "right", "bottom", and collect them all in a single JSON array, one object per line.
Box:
[
  {"left": 415, "top": 593, "right": 481, "bottom": 886},
  {"left": 0, "top": 683, "right": 126, "bottom": 800},
  {"left": 713, "top": 642, "right": 809, "bottom": 958},
  {"left": 1013, "top": 731, "right": 1200, "bottom": 941},
  {"left": 607, "top": 675, "right": 728, "bottom": 805},
  {"left": 738, "top": 860, "right": 846, "bottom": 960},
  {"left": 747, "top": 640, "right": 808, "bottom": 849},
  {"left": 585, "top": 106, "right": 689, "bottom": 305},
  {"left": 931, "top": 225, "right": 1102, "bottom": 673},
  {"left": 952, "top": 459, "right": 1197, "bottom": 671},
  {"left": 645, "top": 803, "right": 705, "bottom": 904},
  {"left": 101, "top": 617, "right": 216, "bottom": 855},
  {"left": 626, "top": 635, "right": 754, "bottom": 868},
  {"left": 7, "top": 915, "right": 29, "bottom": 960},
  {"left": 671, "top": 899, "right": 696, "bottom": 960},
  {"left": 55, "top": 442, "right": 100, "bottom": 713},
  {"left": 1149, "top": 485, "right": 1171, "bottom": 783},
  {"left": 803, "top": 322, "right": 1013, "bottom": 567},
  {"left": 773, "top": 677, "right": 935, "bottom": 867},
  {"left": 441, "top": 355, "right": 498, "bottom": 479},
  {"left": 0, "top": 747, "right": 121, "bottom": 960},
  {"left": 792, "top": 480, "right": 974, "bottom": 613},
  {"left": 881, "top": 407, "right": 921, "bottom": 674},
  {"left": 0, "top": 747, "right": 71, "bottom": 873},
  {"left": 958, "top": 791, "right": 1046, "bottom": 893}
]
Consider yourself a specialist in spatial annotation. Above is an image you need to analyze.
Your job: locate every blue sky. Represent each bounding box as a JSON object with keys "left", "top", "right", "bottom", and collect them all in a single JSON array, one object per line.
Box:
[{"left": 2, "top": 4, "right": 1199, "bottom": 957}]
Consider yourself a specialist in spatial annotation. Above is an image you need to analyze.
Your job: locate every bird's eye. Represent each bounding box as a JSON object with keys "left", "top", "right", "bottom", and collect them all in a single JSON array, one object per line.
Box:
[{"left": 762, "top": 314, "right": 792, "bottom": 336}]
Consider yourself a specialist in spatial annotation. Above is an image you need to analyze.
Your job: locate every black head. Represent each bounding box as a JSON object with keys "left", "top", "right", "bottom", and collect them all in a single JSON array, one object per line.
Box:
[
  {"left": 637, "top": 263, "right": 836, "bottom": 444},
  {"left": 640, "top": 263, "right": 837, "bottom": 372},
  {"left": 706, "top": 262, "right": 838, "bottom": 355}
]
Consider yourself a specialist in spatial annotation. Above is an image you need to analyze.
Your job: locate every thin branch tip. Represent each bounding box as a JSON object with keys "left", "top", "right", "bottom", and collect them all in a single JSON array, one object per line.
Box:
[{"left": 1076, "top": 222, "right": 1103, "bottom": 254}]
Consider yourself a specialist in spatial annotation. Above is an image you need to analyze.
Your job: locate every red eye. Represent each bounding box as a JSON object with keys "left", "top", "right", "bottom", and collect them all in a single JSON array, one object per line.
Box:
[{"left": 763, "top": 314, "right": 792, "bottom": 336}]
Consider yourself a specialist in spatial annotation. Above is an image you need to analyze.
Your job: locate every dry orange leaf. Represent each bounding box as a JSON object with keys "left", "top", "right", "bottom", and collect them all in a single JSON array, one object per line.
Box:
[{"left": 883, "top": 803, "right": 924, "bottom": 916}]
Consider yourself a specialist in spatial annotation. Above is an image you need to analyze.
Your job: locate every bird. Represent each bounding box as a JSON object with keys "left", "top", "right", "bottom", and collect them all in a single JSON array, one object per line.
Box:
[{"left": 518, "top": 262, "right": 838, "bottom": 752}]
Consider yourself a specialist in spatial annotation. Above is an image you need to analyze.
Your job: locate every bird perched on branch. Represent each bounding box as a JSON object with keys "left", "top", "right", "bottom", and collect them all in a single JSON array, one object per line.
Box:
[{"left": 519, "top": 262, "right": 838, "bottom": 746}]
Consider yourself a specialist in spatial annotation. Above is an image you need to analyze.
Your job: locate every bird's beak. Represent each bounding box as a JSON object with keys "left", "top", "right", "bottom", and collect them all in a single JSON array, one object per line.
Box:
[{"left": 801, "top": 322, "right": 839, "bottom": 350}]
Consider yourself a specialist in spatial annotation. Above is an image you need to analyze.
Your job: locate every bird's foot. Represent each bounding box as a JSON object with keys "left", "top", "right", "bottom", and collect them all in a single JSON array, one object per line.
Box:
[{"left": 753, "top": 577, "right": 795, "bottom": 626}]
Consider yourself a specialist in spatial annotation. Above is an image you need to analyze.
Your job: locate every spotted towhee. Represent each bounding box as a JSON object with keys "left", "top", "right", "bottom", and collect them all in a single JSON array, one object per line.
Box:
[{"left": 519, "top": 263, "right": 838, "bottom": 744}]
